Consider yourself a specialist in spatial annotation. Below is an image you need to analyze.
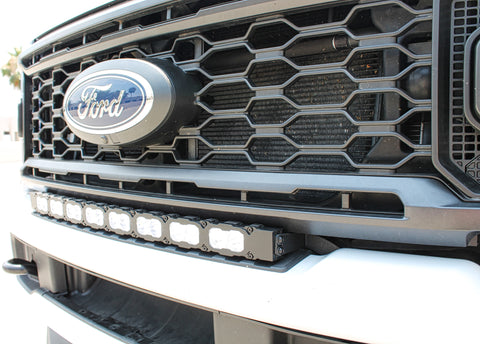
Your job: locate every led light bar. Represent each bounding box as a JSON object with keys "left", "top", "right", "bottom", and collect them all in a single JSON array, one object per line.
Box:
[{"left": 29, "top": 192, "right": 303, "bottom": 262}]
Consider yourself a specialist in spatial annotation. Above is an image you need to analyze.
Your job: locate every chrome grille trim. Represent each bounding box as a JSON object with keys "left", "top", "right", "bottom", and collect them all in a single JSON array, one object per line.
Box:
[{"left": 22, "top": 0, "right": 330, "bottom": 75}]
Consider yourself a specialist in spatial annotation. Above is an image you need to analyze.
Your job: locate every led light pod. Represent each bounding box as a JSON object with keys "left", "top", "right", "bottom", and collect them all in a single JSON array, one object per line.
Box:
[
  {"left": 65, "top": 200, "right": 83, "bottom": 224},
  {"left": 107, "top": 208, "right": 133, "bottom": 235},
  {"left": 84, "top": 203, "right": 106, "bottom": 229},
  {"left": 209, "top": 227, "right": 245, "bottom": 253},
  {"left": 134, "top": 212, "right": 165, "bottom": 242},
  {"left": 167, "top": 217, "right": 204, "bottom": 248},
  {"left": 49, "top": 196, "right": 65, "bottom": 219},
  {"left": 35, "top": 193, "right": 49, "bottom": 214},
  {"left": 204, "top": 221, "right": 293, "bottom": 261}
]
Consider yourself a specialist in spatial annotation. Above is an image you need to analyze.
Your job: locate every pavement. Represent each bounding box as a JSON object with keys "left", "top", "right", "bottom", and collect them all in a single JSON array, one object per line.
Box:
[{"left": 0, "top": 139, "right": 46, "bottom": 342}]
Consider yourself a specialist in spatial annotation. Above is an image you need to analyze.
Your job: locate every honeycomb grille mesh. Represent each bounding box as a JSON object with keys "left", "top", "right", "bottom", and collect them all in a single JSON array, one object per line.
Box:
[{"left": 28, "top": 0, "right": 433, "bottom": 173}]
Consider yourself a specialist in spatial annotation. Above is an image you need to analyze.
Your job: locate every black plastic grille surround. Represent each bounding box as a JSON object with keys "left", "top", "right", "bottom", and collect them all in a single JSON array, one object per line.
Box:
[{"left": 27, "top": 0, "right": 433, "bottom": 174}]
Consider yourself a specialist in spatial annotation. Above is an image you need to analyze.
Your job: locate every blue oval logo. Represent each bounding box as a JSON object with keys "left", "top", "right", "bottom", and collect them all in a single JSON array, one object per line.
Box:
[
  {"left": 63, "top": 59, "right": 180, "bottom": 145},
  {"left": 65, "top": 74, "right": 147, "bottom": 130}
]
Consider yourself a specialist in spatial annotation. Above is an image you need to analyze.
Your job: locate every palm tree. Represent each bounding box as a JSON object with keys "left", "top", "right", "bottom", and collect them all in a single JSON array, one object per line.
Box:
[{"left": 1, "top": 48, "right": 21, "bottom": 90}]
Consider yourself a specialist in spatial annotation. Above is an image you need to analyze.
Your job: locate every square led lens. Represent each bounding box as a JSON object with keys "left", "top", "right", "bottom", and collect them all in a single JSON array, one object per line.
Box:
[
  {"left": 209, "top": 227, "right": 245, "bottom": 253},
  {"left": 84, "top": 204, "right": 105, "bottom": 229},
  {"left": 35, "top": 194, "right": 49, "bottom": 214},
  {"left": 135, "top": 215, "right": 163, "bottom": 240},
  {"left": 65, "top": 201, "right": 83, "bottom": 223},
  {"left": 169, "top": 221, "right": 200, "bottom": 246},
  {"left": 49, "top": 198, "right": 64, "bottom": 219},
  {"left": 107, "top": 209, "right": 132, "bottom": 234}
]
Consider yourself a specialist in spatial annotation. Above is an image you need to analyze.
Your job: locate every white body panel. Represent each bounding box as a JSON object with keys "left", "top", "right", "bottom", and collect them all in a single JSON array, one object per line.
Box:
[{"left": 10, "top": 206, "right": 480, "bottom": 344}]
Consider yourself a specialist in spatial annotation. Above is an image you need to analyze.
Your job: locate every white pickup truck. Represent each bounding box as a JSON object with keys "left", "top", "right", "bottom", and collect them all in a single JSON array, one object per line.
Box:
[{"left": 4, "top": 0, "right": 480, "bottom": 343}]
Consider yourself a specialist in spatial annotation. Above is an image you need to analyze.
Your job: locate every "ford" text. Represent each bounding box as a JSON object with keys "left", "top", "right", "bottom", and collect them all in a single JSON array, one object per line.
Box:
[{"left": 77, "top": 84, "right": 125, "bottom": 119}]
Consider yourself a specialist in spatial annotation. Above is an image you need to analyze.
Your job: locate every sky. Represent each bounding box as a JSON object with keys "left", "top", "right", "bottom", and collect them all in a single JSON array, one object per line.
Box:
[{"left": 0, "top": 0, "right": 113, "bottom": 119}]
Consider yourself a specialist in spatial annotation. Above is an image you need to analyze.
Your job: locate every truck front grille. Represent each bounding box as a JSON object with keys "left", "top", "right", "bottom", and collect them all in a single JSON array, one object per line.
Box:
[
  {"left": 26, "top": 0, "right": 433, "bottom": 174},
  {"left": 22, "top": 0, "right": 480, "bottom": 250}
]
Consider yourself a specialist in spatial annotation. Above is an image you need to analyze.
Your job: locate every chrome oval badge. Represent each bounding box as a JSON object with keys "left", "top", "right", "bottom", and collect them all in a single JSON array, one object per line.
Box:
[
  {"left": 65, "top": 72, "right": 152, "bottom": 132},
  {"left": 63, "top": 58, "right": 198, "bottom": 146}
]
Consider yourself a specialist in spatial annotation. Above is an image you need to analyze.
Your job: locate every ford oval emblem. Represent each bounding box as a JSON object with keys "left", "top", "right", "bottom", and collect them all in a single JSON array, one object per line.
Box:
[
  {"left": 65, "top": 73, "right": 151, "bottom": 131},
  {"left": 63, "top": 59, "right": 199, "bottom": 145}
]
